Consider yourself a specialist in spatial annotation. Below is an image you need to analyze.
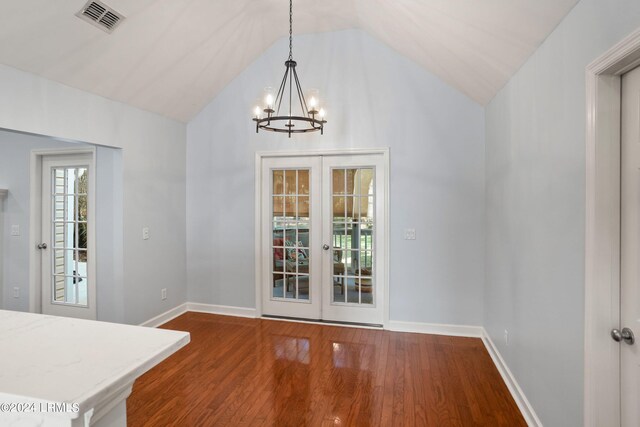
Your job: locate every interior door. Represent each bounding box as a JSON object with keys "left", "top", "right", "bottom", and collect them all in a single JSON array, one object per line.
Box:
[
  {"left": 321, "top": 154, "right": 386, "bottom": 325},
  {"left": 620, "top": 65, "right": 640, "bottom": 425},
  {"left": 261, "top": 156, "right": 322, "bottom": 319},
  {"left": 41, "top": 154, "right": 96, "bottom": 319}
]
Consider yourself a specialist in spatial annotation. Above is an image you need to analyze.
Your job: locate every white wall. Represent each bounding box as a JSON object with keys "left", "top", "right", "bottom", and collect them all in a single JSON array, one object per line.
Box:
[
  {"left": 0, "top": 62, "right": 187, "bottom": 325},
  {"left": 485, "top": 0, "right": 640, "bottom": 425},
  {"left": 187, "top": 29, "right": 485, "bottom": 325},
  {"left": 95, "top": 145, "right": 125, "bottom": 323}
]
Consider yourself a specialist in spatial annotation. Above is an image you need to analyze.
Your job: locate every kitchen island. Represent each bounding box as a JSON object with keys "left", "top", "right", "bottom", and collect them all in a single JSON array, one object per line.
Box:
[{"left": 0, "top": 310, "right": 189, "bottom": 426}]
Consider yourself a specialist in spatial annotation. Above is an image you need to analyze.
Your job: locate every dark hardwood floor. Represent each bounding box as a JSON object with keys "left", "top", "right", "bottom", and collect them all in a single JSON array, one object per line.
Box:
[{"left": 127, "top": 312, "right": 526, "bottom": 426}]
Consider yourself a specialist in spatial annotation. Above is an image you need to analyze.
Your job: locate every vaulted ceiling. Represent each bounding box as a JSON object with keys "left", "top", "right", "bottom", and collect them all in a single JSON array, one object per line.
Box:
[{"left": 0, "top": 0, "right": 578, "bottom": 122}]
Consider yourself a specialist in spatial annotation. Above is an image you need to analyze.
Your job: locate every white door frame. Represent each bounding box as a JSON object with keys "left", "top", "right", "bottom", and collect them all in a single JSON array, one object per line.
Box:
[
  {"left": 254, "top": 148, "right": 390, "bottom": 327},
  {"left": 585, "top": 27, "right": 640, "bottom": 427},
  {"left": 0, "top": 189, "right": 7, "bottom": 309},
  {"left": 28, "top": 148, "right": 96, "bottom": 315}
]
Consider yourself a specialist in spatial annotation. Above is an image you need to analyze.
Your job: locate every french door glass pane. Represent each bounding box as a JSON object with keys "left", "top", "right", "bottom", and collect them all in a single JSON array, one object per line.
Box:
[
  {"left": 50, "top": 167, "right": 88, "bottom": 307},
  {"left": 331, "top": 168, "right": 375, "bottom": 305},
  {"left": 271, "top": 169, "right": 311, "bottom": 301},
  {"left": 298, "top": 170, "right": 310, "bottom": 195}
]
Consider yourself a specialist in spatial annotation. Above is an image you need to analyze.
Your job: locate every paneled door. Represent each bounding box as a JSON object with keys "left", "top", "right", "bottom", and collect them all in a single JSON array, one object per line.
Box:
[
  {"left": 41, "top": 154, "right": 96, "bottom": 319},
  {"left": 620, "top": 64, "right": 640, "bottom": 426},
  {"left": 261, "top": 153, "right": 386, "bottom": 325}
]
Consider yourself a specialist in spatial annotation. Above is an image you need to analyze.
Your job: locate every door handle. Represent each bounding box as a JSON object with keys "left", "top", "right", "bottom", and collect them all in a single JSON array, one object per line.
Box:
[
  {"left": 611, "top": 327, "right": 635, "bottom": 345},
  {"left": 322, "top": 244, "right": 330, "bottom": 251},
  {"left": 37, "top": 243, "right": 48, "bottom": 250}
]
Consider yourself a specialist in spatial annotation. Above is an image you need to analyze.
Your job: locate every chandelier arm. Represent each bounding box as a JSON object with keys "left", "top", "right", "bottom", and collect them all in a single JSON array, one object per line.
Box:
[
  {"left": 289, "top": 65, "right": 293, "bottom": 132},
  {"left": 274, "top": 64, "right": 289, "bottom": 116},
  {"left": 292, "top": 66, "right": 310, "bottom": 116}
]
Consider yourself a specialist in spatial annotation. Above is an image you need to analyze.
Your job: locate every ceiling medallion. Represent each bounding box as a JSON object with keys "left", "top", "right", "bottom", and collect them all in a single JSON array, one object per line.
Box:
[{"left": 252, "top": 0, "right": 326, "bottom": 138}]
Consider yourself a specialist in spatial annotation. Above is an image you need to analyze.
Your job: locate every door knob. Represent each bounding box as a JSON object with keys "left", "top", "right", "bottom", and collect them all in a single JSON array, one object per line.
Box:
[
  {"left": 322, "top": 244, "right": 330, "bottom": 250},
  {"left": 37, "top": 243, "right": 48, "bottom": 250},
  {"left": 611, "top": 327, "right": 635, "bottom": 345}
]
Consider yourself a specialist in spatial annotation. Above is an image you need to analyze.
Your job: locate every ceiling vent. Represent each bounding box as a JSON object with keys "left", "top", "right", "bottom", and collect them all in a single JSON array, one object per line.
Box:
[{"left": 76, "top": 0, "right": 124, "bottom": 34}]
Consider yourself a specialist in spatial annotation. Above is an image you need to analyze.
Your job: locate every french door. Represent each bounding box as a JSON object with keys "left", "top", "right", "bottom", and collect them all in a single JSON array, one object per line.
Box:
[
  {"left": 261, "top": 153, "right": 386, "bottom": 325},
  {"left": 40, "top": 154, "right": 96, "bottom": 319}
]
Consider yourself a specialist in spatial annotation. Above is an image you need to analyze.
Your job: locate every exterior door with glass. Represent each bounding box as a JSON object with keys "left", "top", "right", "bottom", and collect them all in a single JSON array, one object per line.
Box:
[
  {"left": 261, "top": 156, "right": 323, "bottom": 319},
  {"left": 322, "top": 155, "right": 385, "bottom": 325},
  {"left": 261, "top": 153, "right": 386, "bottom": 325},
  {"left": 41, "top": 154, "right": 96, "bottom": 319}
]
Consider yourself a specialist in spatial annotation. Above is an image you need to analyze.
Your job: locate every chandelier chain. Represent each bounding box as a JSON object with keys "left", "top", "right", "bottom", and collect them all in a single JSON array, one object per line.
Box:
[{"left": 289, "top": 0, "right": 293, "bottom": 60}]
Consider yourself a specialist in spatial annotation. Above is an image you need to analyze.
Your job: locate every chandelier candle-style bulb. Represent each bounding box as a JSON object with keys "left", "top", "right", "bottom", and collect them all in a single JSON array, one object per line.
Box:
[
  {"left": 263, "top": 88, "right": 275, "bottom": 113},
  {"left": 253, "top": 105, "right": 261, "bottom": 119},
  {"left": 308, "top": 89, "right": 320, "bottom": 114},
  {"left": 251, "top": 0, "right": 327, "bottom": 137}
]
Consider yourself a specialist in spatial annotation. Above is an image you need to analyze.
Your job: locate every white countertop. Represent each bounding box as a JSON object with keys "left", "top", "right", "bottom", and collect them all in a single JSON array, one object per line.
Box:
[{"left": 0, "top": 310, "right": 189, "bottom": 419}]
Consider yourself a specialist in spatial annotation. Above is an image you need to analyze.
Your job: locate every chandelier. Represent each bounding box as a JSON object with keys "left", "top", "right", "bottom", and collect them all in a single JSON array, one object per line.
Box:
[{"left": 252, "top": 0, "right": 327, "bottom": 137}]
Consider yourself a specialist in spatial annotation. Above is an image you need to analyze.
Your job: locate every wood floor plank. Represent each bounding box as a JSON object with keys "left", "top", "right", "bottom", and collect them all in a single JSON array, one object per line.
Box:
[{"left": 127, "top": 313, "right": 526, "bottom": 426}]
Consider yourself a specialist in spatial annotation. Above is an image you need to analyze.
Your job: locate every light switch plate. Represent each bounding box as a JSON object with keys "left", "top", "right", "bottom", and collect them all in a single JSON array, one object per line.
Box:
[
  {"left": 11, "top": 225, "right": 20, "bottom": 236},
  {"left": 404, "top": 228, "right": 416, "bottom": 240}
]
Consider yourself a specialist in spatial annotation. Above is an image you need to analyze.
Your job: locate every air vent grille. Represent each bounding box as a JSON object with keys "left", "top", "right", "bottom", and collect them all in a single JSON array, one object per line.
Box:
[{"left": 76, "top": 1, "right": 124, "bottom": 33}]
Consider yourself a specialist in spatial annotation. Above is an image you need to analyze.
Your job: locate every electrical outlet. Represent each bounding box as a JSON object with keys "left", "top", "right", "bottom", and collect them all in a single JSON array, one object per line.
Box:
[
  {"left": 404, "top": 228, "right": 416, "bottom": 240},
  {"left": 11, "top": 225, "right": 20, "bottom": 236},
  {"left": 142, "top": 227, "right": 150, "bottom": 240},
  {"left": 504, "top": 329, "right": 509, "bottom": 346},
  {"left": 13, "top": 287, "right": 19, "bottom": 298},
  {"left": 161, "top": 288, "right": 167, "bottom": 300}
]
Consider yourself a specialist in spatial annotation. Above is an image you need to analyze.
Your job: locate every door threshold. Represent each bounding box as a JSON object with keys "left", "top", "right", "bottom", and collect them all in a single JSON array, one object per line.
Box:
[{"left": 261, "top": 315, "right": 383, "bottom": 330}]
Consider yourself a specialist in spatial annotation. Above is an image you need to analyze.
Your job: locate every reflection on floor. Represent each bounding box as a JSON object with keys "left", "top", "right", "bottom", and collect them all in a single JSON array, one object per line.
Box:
[
  {"left": 127, "top": 312, "right": 526, "bottom": 426},
  {"left": 272, "top": 281, "right": 374, "bottom": 304}
]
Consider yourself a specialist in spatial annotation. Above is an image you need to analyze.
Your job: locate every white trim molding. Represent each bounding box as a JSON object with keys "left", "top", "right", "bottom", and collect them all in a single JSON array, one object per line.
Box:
[
  {"left": 584, "top": 27, "right": 640, "bottom": 427},
  {"left": 139, "top": 303, "right": 188, "bottom": 328},
  {"left": 139, "top": 302, "right": 258, "bottom": 327},
  {"left": 255, "top": 147, "right": 390, "bottom": 158},
  {"left": 187, "top": 302, "right": 258, "bottom": 318},
  {"left": 482, "top": 329, "right": 542, "bottom": 427},
  {"left": 0, "top": 189, "right": 6, "bottom": 310},
  {"left": 387, "top": 320, "right": 483, "bottom": 338}
]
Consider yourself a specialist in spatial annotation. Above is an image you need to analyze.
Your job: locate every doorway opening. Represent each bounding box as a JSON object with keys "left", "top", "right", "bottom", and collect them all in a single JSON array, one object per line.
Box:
[{"left": 40, "top": 152, "right": 96, "bottom": 319}]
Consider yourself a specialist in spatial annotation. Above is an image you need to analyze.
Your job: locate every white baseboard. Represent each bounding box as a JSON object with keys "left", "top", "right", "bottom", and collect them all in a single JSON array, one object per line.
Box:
[
  {"left": 186, "top": 302, "right": 257, "bottom": 318},
  {"left": 387, "top": 320, "right": 484, "bottom": 337},
  {"left": 481, "top": 328, "right": 542, "bottom": 427},
  {"left": 139, "top": 303, "right": 188, "bottom": 328},
  {"left": 138, "top": 302, "right": 257, "bottom": 328}
]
